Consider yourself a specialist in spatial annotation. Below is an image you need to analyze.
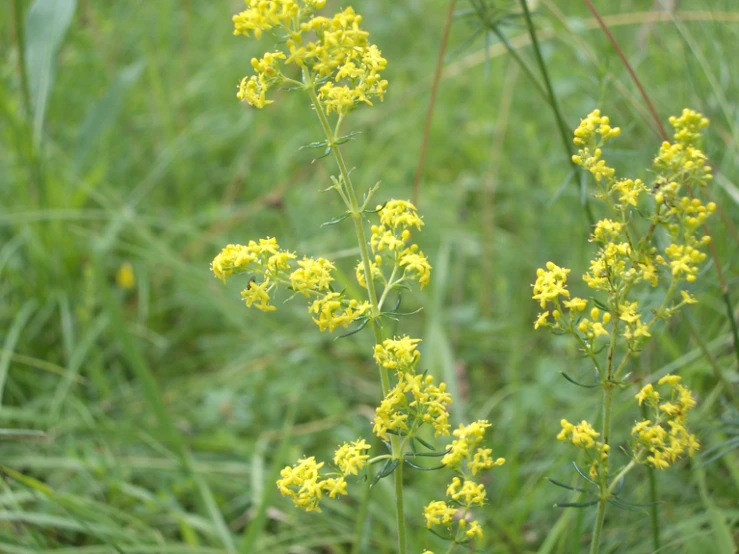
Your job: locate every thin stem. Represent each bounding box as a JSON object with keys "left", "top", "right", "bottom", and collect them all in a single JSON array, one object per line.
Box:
[
  {"left": 412, "top": 0, "right": 457, "bottom": 204},
  {"left": 305, "top": 79, "right": 407, "bottom": 554},
  {"left": 589, "top": 385, "right": 612, "bottom": 554},
  {"left": 581, "top": 0, "right": 669, "bottom": 142},
  {"left": 12, "top": 0, "right": 31, "bottom": 119},
  {"left": 605, "top": 459, "right": 636, "bottom": 497},
  {"left": 395, "top": 461, "right": 407, "bottom": 554},
  {"left": 518, "top": 0, "right": 575, "bottom": 172},
  {"left": 489, "top": 26, "right": 548, "bottom": 101},
  {"left": 517, "top": 0, "right": 595, "bottom": 226},
  {"left": 641, "top": 402, "right": 661, "bottom": 551},
  {"left": 590, "top": 312, "right": 619, "bottom": 554}
]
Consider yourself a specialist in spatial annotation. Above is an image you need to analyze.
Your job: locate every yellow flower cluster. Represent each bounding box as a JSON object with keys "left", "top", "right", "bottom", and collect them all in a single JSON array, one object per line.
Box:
[
  {"left": 310, "top": 293, "right": 371, "bottom": 332},
  {"left": 211, "top": 238, "right": 369, "bottom": 331},
  {"left": 423, "top": 420, "right": 504, "bottom": 544},
  {"left": 571, "top": 109, "right": 621, "bottom": 183},
  {"left": 632, "top": 374, "right": 699, "bottom": 469},
  {"left": 373, "top": 336, "right": 422, "bottom": 372},
  {"left": 232, "top": 1, "right": 387, "bottom": 113},
  {"left": 367, "top": 199, "right": 431, "bottom": 290},
  {"left": 534, "top": 109, "right": 714, "bottom": 346},
  {"left": 211, "top": 238, "right": 295, "bottom": 312},
  {"left": 277, "top": 439, "right": 370, "bottom": 512},
  {"left": 373, "top": 371, "right": 452, "bottom": 440},
  {"left": 654, "top": 109, "right": 712, "bottom": 187},
  {"left": 532, "top": 261, "right": 571, "bottom": 329},
  {"left": 557, "top": 419, "right": 610, "bottom": 480}
]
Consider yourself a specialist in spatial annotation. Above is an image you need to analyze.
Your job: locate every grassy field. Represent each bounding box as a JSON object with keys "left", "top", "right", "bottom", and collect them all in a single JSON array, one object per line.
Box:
[{"left": 1, "top": 0, "right": 738, "bottom": 552}]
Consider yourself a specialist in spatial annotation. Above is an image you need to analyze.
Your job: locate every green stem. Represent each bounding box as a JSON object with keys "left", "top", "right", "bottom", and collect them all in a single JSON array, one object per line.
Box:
[
  {"left": 589, "top": 384, "right": 613, "bottom": 554},
  {"left": 395, "top": 460, "right": 407, "bottom": 554},
  {"left": 641, "top": 403, "right": 661, "bottom": 551},
  {"left": 590, "top": 315, "right": 618, "bottom": 554},
  {"left": 12, "top": 0, "right": 31, "bottom": 119},
  {"left": 305, "top": 79, "right": 407, "bottom": 554},
  {"left": 605, "top": 459, "right": 636, "bottom": 497},
  {"left": 517, "top": 0, "right": 595, "bottom": 226}
]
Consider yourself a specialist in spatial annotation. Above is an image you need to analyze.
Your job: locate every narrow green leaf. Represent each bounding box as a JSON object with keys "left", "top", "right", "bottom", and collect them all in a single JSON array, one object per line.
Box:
[{"left": 24, "top": 0, "right": 77, "bottom": 146}]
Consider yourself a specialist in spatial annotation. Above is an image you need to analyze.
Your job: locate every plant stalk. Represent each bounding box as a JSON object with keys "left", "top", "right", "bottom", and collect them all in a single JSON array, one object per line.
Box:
[
  {"left": 306, "top": 82, "right": 407, "bottom": 554},
  {"left": 517, "top": 0, "right": 595, "bottom": 225}
]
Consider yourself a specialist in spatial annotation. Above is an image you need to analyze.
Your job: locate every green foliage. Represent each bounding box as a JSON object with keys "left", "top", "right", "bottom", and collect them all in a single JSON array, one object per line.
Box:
[{"left": 0, "top": 0, "right": 737, "bottom": 552}]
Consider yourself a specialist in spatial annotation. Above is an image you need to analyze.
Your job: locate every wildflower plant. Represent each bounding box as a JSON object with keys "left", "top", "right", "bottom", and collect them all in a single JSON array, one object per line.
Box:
[
  {"left": 212, "top": 2, "right": 505, "bottom": 552},
  {"left": 534, "top": 109, "right": 711, "bottom": 554}
]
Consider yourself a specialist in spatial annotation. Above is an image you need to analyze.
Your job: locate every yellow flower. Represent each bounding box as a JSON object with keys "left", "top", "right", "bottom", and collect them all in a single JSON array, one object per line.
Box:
[
  {"left": 372, "top": 373, "right": 452, "bottom": 439},
  {"left": 355, "top": 260, "right": 382, "bottom": 288},
  {"left": 557, "top": 419, "right": 600, "bottom": 449},
  {"left": 563, "top": 297, "right": 588, "bottom": 312},
  {"left": 532, "top": 261, "right": 571, "bottom": 309},
  {"left": 611, "top": 178, "right": 647, "bottom": 207},
  {"left": 423, "top": 500, "right": 457, "bottom": 528},
  {"left": 333, "top": 439, "right": 370, "bottom": 476},
  {"left": 635, "top": 384, "right": 660, "bottom": 407},
  {"left": 309, "top": 293, "right": 370, "bottom": 332},
  {"left": 399, "top": 246, "right": 432, "bottom": 288},
  {"left": 321, "top": 476, "right": 347, "bottom": 499},
  {"left": 290, "top": 257, "right": 335, "bottom": 295},
  {"left": 466, "top": 520, "right": 483, "bottom": 539},
  {"left": 632, "top": 376, "right": 699, "bottom": 469},
  {"left": 241, "top": 279, "right": 276, "bottom": 312},
  {"left": 658, "top": 374, "right": 681, "bottom": 386},
  {"left": 374, "top": 336, "right": 421, "bottom": 372},
  {"left": 533, "top": 311, "right": 549, "bottom": 329},
  {"left": 379, "top": 200, "right": 424, "bottom": 231},
  {"left": 446, "top": 477, "right": 487, "bottom": 506},
  {"left": 441, "top": 420, "right": 503, "bottom": 469},
  {"left": 669, "top": 108, "right": 709, "bottom": 146},
  {"left": 116, "top": 262, "right": 135, "bottom": 290},
  {"left": 232, "top": 0, "right": 299, "bottom": 39},
  {"left": 276, "top": 456, "right": 327, "bottom": 512}
]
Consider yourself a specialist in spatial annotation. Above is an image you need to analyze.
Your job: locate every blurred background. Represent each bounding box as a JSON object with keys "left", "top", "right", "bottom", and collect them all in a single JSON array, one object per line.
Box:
[{"left": 1, "top": 0, "right": 738, "bottom": 552}]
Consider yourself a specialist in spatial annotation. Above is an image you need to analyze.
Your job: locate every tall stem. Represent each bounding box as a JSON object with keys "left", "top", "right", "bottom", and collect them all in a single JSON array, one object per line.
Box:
[
  {"left": 517, "top": 0, "right": 595, "bottom": 226},
  {"left": 589, "top": 312, "right": 619, "bottom": 554},
  {"left": 306, "top": 83, "right": 407, "bottom": 554},
  {"left": 589, "top": 384, "right": 612, "bottom": 554}
]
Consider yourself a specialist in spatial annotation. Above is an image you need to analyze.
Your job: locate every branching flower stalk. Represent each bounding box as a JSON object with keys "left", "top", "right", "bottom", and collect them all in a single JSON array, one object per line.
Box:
[
  {"left": 213, "top": 2, "right": 505, "bottom": 553},
  {"left": 533, "top": 109, "right": 712, "bottom": 554}
]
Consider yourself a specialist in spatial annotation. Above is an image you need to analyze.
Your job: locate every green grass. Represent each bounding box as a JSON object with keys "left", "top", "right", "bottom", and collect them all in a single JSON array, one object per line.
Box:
[{"left": 1, "top": 0, "right": 738, "bottom": 552}]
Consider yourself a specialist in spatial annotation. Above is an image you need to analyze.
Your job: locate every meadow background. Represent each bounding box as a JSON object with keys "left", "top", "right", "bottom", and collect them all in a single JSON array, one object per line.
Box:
[{"left": 1, "top": 0, "right": 738, "bottom": 552}]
